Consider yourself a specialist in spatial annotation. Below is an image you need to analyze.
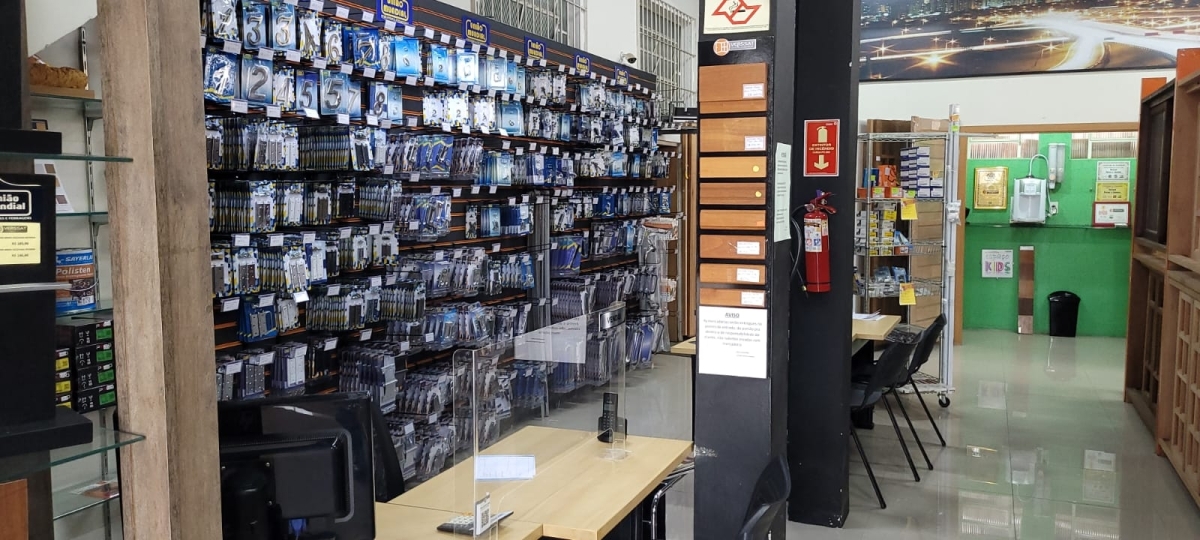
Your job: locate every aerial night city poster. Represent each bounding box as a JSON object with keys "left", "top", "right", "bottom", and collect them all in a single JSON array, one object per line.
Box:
[{"left": 860, "top": 1, "right": 1193, "bottom": 80}]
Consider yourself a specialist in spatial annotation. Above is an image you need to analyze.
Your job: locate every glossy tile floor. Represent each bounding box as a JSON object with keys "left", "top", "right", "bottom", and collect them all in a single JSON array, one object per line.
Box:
[{"left": 782, "top": 330, "right": 1200, "bottom": 539}]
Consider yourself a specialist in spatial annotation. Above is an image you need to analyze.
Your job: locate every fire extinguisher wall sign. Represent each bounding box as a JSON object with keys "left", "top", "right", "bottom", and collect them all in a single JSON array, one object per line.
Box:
[{"left": 803, "top": 119, "right": 840, "bottom": 177}]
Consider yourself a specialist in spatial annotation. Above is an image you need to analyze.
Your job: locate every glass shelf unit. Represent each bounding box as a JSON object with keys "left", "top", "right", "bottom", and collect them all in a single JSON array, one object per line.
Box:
[{"left": 0, "top": 422, "right": 144, "bottom": 484}]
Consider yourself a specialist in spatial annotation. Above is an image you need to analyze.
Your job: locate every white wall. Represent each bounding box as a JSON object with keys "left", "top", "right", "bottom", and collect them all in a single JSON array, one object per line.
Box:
[{"left": 859, "top": 68, "right": 1173, "bottom": 126}]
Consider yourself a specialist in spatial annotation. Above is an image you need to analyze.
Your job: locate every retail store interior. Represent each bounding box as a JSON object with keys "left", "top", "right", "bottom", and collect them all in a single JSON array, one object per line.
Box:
[{"left": 8, "top": 0, "right": 1200, "bottom": 539}]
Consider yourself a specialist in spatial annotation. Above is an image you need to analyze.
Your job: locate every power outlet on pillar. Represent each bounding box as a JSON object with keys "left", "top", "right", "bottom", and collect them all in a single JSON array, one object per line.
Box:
[{"left": 1049, "top": 201, "right": 1059, "bottom": 216}]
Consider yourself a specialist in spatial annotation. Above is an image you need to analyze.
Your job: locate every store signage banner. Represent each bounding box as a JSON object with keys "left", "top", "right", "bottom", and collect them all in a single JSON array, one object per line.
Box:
[
  {"left": 525, "top": 38, "right": 546, "bottom": 61},
  {"left": 575, "top": 54, "right": 590, "bottom": 76},
  {"left": 614, "top": 67, "right": 630, "bottom": 86},
  {"left": 860, "top": 1, "right": 1178, "bottom": 81},
  {"left": 981, "top": 250, "right": 1013, "bottom": 279},
  {"left": 463, "top": 17, "right": 490, "bottom": 46},
  {"left": 377, "top": 0, "right": 412, "bottom": 26}
]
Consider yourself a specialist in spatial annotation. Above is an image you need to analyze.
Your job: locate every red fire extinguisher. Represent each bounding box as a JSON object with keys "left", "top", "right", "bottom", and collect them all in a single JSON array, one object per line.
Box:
[{"left": 803, "top": 191, "right": 836, "bottom": 293}]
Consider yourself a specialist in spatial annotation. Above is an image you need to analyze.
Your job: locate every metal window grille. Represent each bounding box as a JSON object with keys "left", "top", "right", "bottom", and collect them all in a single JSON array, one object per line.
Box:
[
  {"left": 472, "top": 0, "right": 587, "bottom": 49},
  {"left": 967, "top": 134, "right": 1040, "bottom": 159},
  {"left": 638, "top": 0, "right": 697, "bottom": 120},
  {"left": 1072, "top": 132, "right": 1139, "bottom": 159}
]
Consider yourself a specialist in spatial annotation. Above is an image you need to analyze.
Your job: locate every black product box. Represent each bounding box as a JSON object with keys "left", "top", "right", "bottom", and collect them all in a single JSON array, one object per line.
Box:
[
  {"left": 75, "top": 361, "right": 115, "bottom": 389},
  {"left": 69, "top": 342, "right": 115, "bottom": 371},
  {"left": 56, "top": 316, "right": 115, "bottom": 348},
  {"left": 74, "top": 383, "right": 117, "bottom": 413}
]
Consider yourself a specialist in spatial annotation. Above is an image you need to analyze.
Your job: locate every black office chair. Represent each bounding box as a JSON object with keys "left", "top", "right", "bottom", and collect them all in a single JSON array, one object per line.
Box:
[
  {"left": 901, "top": 315, "right": 948, "bottom": 448},
  {"left": 850, "top": 329, "right": 921, "bottom": 509},
  {"left": 737, "top": 455, "right": 791, "bottom": 540}
]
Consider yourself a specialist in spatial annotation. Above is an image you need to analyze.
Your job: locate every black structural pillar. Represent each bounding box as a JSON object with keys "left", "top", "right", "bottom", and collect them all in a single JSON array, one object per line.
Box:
[
  {"left": 787, "top": 0, "right": 861, "bottom": 528},
  {"left": 693, "top": 0, "right": 795, "bottom": 538}
]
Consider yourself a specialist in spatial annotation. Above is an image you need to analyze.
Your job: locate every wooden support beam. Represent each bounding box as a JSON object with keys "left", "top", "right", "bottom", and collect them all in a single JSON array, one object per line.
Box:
[{"left": 96, "top": 0, "right": 221, "bottom": 537}]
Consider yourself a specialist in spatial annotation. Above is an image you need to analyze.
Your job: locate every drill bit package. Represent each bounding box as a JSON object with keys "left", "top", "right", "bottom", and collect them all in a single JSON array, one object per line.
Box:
[
  {"left": 304, "top": 183, "right": 334, "bottom": 225},
  {"left": 381, "top": 279, "right": 426, "bottom": 322},
  {"left": 204, "top": 48, "right": 240, "bottom": 103},
  {"left": 211, "top": 180, "right": 278, "bottom": 233}
]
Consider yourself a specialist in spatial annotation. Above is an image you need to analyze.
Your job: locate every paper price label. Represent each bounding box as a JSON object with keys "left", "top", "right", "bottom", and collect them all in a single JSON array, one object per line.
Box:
[
  {"left": 367, "top": 114, "right": 379, "bottom": 126},
  {"left": 364, "top": 67, "right": 377, "bottom": 78},
  {"left": 384, "top": 70, "right": 395, "bottom": 81},
  {"left": 231, "top": 100, "right": 249, "bottom": 113},
  {"left": 337, "top": 113, "right": 350, "bottom": 125},
  {"left": 502, "top": 141, "right": 511, "bottom": 150},
  {"left": 362, "top": 10, "right": 374, "bottom": 22},
  {"left": 233, "top": 234, "right": 250, "bottom": 247},
  {"left": 404, "top": 26, "right": 415, "bottom": 37},
  {"left": 492, "top": 243, "right": 501, "bottom": 253},
  {"left": 489, "top": 186, "right": 497, "bottom": 194},
  {"left": 258, "top": 47, "right": 275, "bottom": 60},
  {"left": 285, "top": 49, "right": 302, "bottom": 62},
  {"left": 424, "top": 27, "right": 435, "bottom": 39},
  {"left": 428, "top": 413, "right": 439, "bottom": 424},
  {"left": 456, "top": 38, "right": 466, "bottom": 48},
  {"left": 471, "top": 186, "right": 481, "bottom": 194},
  {"left": 407, "top": 116, "right": 418, "bottom": 127},
  {"left": 741, "top": 291, "right": 765, "bottom": 306},
  {"left": 304, "top": 108, "right": 319, "bottom": 119},
  {"left": 223, "top": 40, "right": 242, "bottom": 54},
  {"left": 340, "top": 63, "right": 353, "bottom": 75},
  {"left": 340, "top": 227, "right": 352, "bottom": 239},
  {"left": 266, "top": 105, "right": 282, "bottom": 118},
  {"left": 508, "top": 197, "right": 517, "bottom": 205},
  {"left": 360, "top": 328, "right": 373, "bottom": 341},
  {"left": 335, "top": 5, "right": 349, "bottom": 18},
  {"left": 736, "top": 268, "right": 761, "bottom": 283},
  {"left": 384, "top": 165, "right": 395, "bottom": 175},
  {"left": 302, "top": 232, "right": 317, "bottom": 244},
  {"left": 327, "top": 285, "right": 341, "bottom": 295},
  {"left": 552, "top": 147, "right": 560, "bottom": 155},
  {"left": 325, "top": 337, "right": 338, "bottom": 351},
  {"left": 307, "top": 0, "right": 323, "bottom": 13},
  {"left": 410, "top": 172, "right": 420, "bottom": 182},
  {"left": 269, "top": 234, "right": 284, "bottom": 247},
  {"left": 744, "top": 136, "right": 767, "bottom": 151},
  {"left": 368, "top": 224, "right": 381, "bottom": 235},
  {"left": 405, "top": 76, "right": 418, "bottom": 85},
  {"left": 386, "top": 274, "right": 396, "bottom": 285},
  {"left": 221, "top": 298, "right": 240, "bottom": 312},
  {"left": 259, "top": 294, "right": 275, "bottom": 308},
  {"left": 899, "top": 283, "right": 917, "bottom": 306},
  {"left": 453, "top": 188, "right": 462, "bottom": 196},
  {"left": 293, "top": 291, "right": 309, "bottom": 303},
  {"left": 487, "top": 46, "right": 496, "bottom": 56},
  {"left": 313, "top": 58, "right": 328, "bottom": 69},
  {"left": 385, "top": 20, "right": 396, "bottom": 31},
  {"left": 440, "top": 34, "right": 451, "bottom": 45}
]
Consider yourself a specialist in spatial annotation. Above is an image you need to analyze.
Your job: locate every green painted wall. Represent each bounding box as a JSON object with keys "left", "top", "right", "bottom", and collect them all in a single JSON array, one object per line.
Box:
[{"left": 964, "top": 133, "right": 1133, "bottom": 337}]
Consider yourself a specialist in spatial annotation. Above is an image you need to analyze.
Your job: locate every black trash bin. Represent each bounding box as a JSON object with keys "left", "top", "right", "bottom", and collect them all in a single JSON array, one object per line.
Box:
[{"left": 1048, "top": 291, "right": 1081, "bottom": 337}]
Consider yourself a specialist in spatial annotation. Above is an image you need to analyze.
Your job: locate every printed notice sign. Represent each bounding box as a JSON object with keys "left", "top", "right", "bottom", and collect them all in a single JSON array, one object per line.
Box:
[
  {"left": 698, "top": 306, "right": 768, "bottom": 379},
  {"left": 773, "top": 143, "right": 791, "bottom": 241},
  {"left": 0, "top": 222, "right": 40, "bottom": 265},
  {"left": 981, "top": 249, "right": 1013, "bottom": 279}
]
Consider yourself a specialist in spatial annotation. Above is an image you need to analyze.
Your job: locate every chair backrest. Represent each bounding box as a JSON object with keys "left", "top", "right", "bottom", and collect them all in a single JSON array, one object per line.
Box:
[
  {"left": 738, "top": 455, "right": 792, "bottom": 540},
  {"left": 907, "top": 314, "right": 947, "bottom": 377},
  {"left": 855, "top": 339, "right": 919, "bottom": 409}
]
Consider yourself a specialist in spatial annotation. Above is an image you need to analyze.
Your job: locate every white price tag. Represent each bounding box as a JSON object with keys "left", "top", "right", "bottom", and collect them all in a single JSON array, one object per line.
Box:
[
  {"left": 269, "top": 234, "right": 284, "bottom": 247},
  {"left": 221, "top": 298, "right": 240, "bottom": 312},
  {"left": 424, "top": 27, "right": 435, "bottom": 39},
  {"left": 455, "top": 38, "right": 466, "bottom": 48},
  {"left": 404, "top": 26, "right": 415, "bottom": 37},
  {"left": 409, "top": 222, "right": 419, "bottom": 230},
  {"left": 384, "top": 70, "right": 395, "bottom": 81},
  {"left": 381, "top": 118, "right": 392, "bottom": 129},
  {"left": 405, "top": 76, "right": 417, "bottom": 85},
  {"left": 369, "top": 224, "right": 381, "bottom": 235},
  {"left": 384, "top": 165, "right": 395, "bottom": 175},
  {"left": 340, "top": 227, "right": 352, "bottom": 239},
  {"left": 302, "top": 232, "right": 316, "bottom": 244},
  {"left": 337, "top": 113, "right": 350, "bottom": 125},
  {"left": 744, "top": 136, "right": 766, "bottom": 151},
  {"left": 366, "top": 114, "right": 379, "bottom": 126},
  {"left": 304, "top": 108, "right": 320, "bottom": 118},
  {"left": 489, "top": 186, "right": 497, "bottom": 194},
  {"left": 340, "top": 63, "right": 353, "bottom": 74},
  {"left": 472, "top": 44, "right": 481, "bottom": 53},
  {"left": 258, "top": 47, "right": 274, "bottom": 60},
  {"left": 386, "top": 274, "right": 396, "bottom": 285},
  {"left": 335, "top": 5, "right": 349, "bottom": 18},
  {"left": 328, "top": 285, "right": 341, "bottom": 295},
  {"left": 514, "top": 55, "right": 522, "bottom": 63},
  {"left": 741, "top": 291, "right": 765, "bottom": 307},
  {"left": 431, "top": 186, "right": 442, "bottom": 195},
  {"left": 536, "top": 196, "right": 543, "bottom": 204},
  {"left": 522, "top": 195, "right": 530, "bottom": 203},
  {"left": 409, "top": 172, "right": 420, "bottom": 182},
  {"left": 223, "top": 40, "right": 242, "bottom": 54},
  {"left": 286, "top": 49, "right": 302, "bottom": 62},
  {"left": 364, "top": 67, "right": 377, "bottom": 78},
  {"left": 492, "top": 243, "right": 501, "bottom": 253},
  {"left": 233, "top": 234, "right": 250, "bottom": 247},
  {"left": 442, "top": 123, "right": 452, "bottom": 132},
  {"left": 500, "top": 50, "right": 509, "bottom": 59},
  {"left": 425, "top": 332, "right": 435, "bottom": 342},
  {"left": 439, "top": 34, "right": 451, "bottom": 45},
  {"left": 259, "top": 294, "right": 275, "bottom": 308},
  {"left": 231, "top": 100, "right": 249, "bottom": 113},
  {"left": 508, "top": 197, "right": 517, "bottom": 205},
  {"left": 325, "top": 337, "right": 338, "bottom": 350},
  {"left": 266, "top": 105, "right": 282, "bottom": 118},
  {"left": 370, "top": 276, "right": 382, "bottom": 287},
  {"left": 471, "top": 186, "right": 481, "bottom": 194},
  {"left": 461, "top": 125, "right": 471, "bottom": 134},
  {"left": 308, "top": 0, "right": 324, "bottom": 11},
  {"left": 385, "top": 20, "right": 396, "bottom": 31},
  {"left": 362, "top": 10, "right": 375, "bottom": 22},
  {"left": 293, "top": 290, "right": 309, "bottom": 303},
  {"left": 558, "top": 64, "right": 565, "bottom": 72},
  {"left": 313, "top": 58, "right": 327, "bottom": 69},
  {"left": 736, "top": 268, "right": 761, "bottom": 283},
  {"left": 406, "top": 116, "right": 418, "bottom": 127},
  {"left": 525, "top": 96, "right": 534, "bottom": 104},
  {"left": 429, "top": 412, "right": 439, "bottom": 424},
  {"left": 360, "top": 328, "right": 373, "bottom": 341},
  {"left": 453, "top": 187, "right": 462, "bottom": 196},
  {"left": 424, "top": 77, "right": 434, "bottom": 87},
  {"left": 516, "top": 147, "right": 524, "bottom": 156}
]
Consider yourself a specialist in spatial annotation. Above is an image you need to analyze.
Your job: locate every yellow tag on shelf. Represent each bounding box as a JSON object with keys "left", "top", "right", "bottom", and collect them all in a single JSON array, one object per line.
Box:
[
  {"left": 900, "top": 198, "right": 918, "bottom": 221},
  {"left": 899, "top": 283, "right": 917, "bottom": 306}
]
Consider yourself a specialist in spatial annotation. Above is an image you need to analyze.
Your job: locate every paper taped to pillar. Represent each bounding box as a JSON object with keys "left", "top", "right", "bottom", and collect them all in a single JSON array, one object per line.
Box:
[
  {"left": 703, "top": 0, "right": 770, "bottom": 35},
  {"left": 698, "top": 306, "right": 768, "bottom": 378}
]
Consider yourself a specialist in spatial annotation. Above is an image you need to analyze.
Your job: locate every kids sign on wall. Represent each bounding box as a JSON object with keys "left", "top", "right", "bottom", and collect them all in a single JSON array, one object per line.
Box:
[{"left": 981, "top": 249, "right": 1013, "bottom": 279}]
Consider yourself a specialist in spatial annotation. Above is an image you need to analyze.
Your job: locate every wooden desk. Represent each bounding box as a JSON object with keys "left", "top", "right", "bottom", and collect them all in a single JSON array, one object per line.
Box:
[
  {"left": 388, "top": 426, "right": 692, "bottom": 540},
  {"left": 853, "top": 315, "right": 901, "bottom": 341},
  {"left": 669, "top": 338, "right": 696, "bottom": 356},
  {"left": 375, "top": 503, "right": 542, "bottom": 540},
  {"left": 671, "top": 315, "right": 899, "bottom": 358}
]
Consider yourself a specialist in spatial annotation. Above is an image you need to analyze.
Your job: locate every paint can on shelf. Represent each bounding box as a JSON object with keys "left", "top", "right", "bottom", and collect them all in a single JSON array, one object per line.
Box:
[{"left": 56, "top": 248, "right": 96, "bottom": 315}]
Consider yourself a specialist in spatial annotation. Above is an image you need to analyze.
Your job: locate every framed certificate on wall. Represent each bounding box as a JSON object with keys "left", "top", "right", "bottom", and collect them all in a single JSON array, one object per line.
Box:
[{"left": 974, "top": 167, "right": 1008, "bottom": 210}]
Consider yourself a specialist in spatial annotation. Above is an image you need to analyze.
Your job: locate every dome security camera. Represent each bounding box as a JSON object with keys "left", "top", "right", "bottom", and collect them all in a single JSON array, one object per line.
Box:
[{"left": 620, "top": 52, "right": 637, "bottom": 65}]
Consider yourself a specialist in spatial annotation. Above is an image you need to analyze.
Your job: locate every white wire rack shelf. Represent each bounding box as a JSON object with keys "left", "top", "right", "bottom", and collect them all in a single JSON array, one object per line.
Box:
[
  {"left": 854, "top": 242, "right": 944, "bottom": 257},
  {"left": 856, "top": 278, "right": 942, "bottom": 299}
]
